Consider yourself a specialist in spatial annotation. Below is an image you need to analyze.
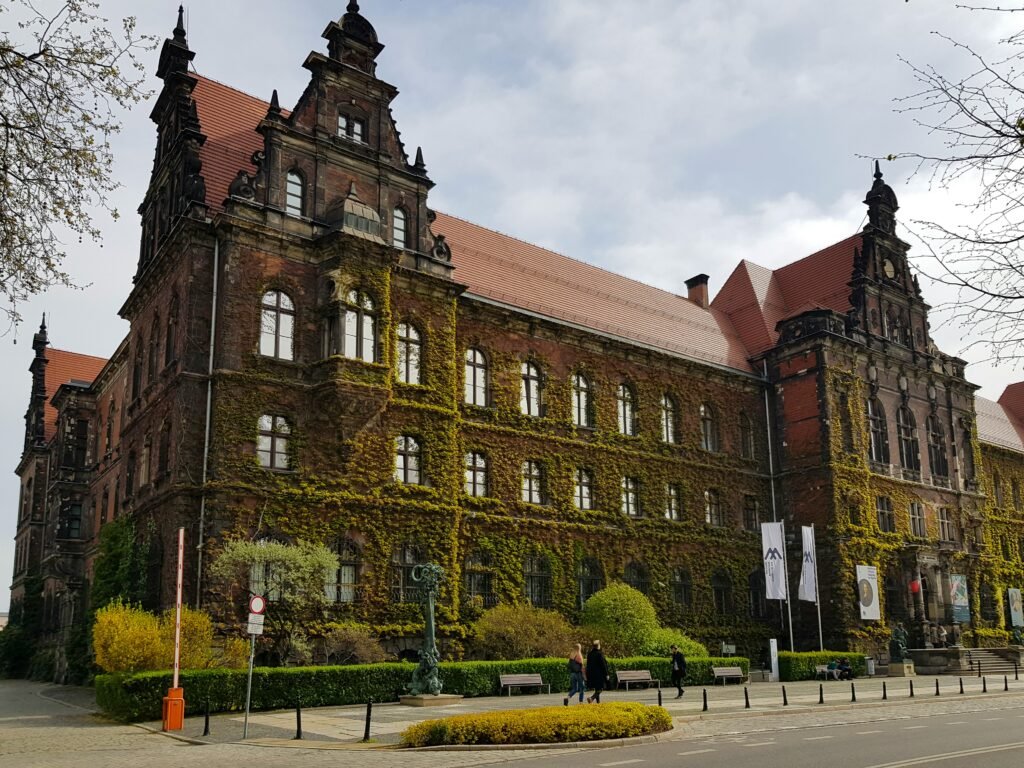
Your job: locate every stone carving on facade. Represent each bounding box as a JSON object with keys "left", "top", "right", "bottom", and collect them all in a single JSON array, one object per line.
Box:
[
  {"left": 228, "top": 170, "right": 257, "bottom": 200},
  {"left": 431, "top": 233, "right": 452, "bottom": 262}
]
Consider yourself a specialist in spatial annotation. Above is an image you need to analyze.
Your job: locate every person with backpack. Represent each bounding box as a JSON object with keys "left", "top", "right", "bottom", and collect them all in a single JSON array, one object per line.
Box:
[
  {"left": 670, "top": 644, "right": 687, "bottom": 698},
  {"left": 566, "top": 643, "right": 586, "bottom": 704}
]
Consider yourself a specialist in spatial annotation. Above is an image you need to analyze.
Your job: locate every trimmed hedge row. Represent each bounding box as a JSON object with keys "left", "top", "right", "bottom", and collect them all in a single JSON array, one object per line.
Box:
[
  {"left": 96, "top": 655, "right": 748, "bottom": 722},
  {"left": 778, "top": 651, "right": 868, "bottom": 681},
  {"left": 401, "top": 702, "right": 673, "bottom": 747}
]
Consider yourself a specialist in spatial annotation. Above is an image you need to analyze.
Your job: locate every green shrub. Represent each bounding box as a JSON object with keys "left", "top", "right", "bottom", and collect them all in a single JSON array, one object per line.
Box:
[
  {"left": 638, "top": 628, "right": 708, "bottom": 658},
  {"left": 401, "top": 702, "right": 672, "bottom": 747},
  {"left": 777, "top": 651, "right": 867, "bottom": 681},
  {"left": 580, "top": 584, "right": 659, "bottom": 655},
  {"left": 95, "top": 655, "right": 746, "bottom": 721},
  {"left": 320, "top": 622, "right": 388, "bottom": 665},
  {"left": 470, "top": 604, "right": 575, "bottom": 660}
]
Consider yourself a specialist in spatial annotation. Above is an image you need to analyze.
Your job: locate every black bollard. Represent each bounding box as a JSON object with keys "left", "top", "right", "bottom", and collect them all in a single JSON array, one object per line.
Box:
[
  {"left": 1005, "top": 675, "right": 1009, "bottom": 692},
  {"left": 959, "top": 677, "right": 964, "bottom": 695},
  {"left": 362, "top": 699, "right": 373, "bottom": 743},
  {"left": 658, "top": 689, "right": 663, "bottom": 707},
  {"left": 983, "top": 676, "right": 988, "bottom": 693},
  {"left": 702, "top": 688, "right": 708, "bottom": 712},
  {"left": 851, "top": 683, "right": 856, "bottom": 703},
  {"left": 563, "top": 697, "right": 569, "bottom": 707},
  {"left": 909, "top": 680, "right": 915, "bottom": 698},
  {"left": 202, "top": 698, "right": 210, "bottom": 737},
  {"left": 882, "top": 681, "right": 887, "bottom": 701},
  {"left": 1015, "top": 662, "right": 1019, "bottom": 682},
  {"left": 294, "top": 698, "right": 302, "bottom": 740},
  {"left": 818, "top": 684, "right": 824, "bottom": 705},
  {"left": 745, "top": 687, "right": 750, "bottom": 709},
  {"left": 935, "top": 679, "right": 940, "bottom": 696},
  {"left": 978, "top": 661, "right": 982, "bottom": 678},
  {"left": 782, "top": 686, "right": 789, "bottom": 706}
]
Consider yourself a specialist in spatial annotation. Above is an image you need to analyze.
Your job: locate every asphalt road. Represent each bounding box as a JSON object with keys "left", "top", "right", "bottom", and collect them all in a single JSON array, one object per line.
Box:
[{"left": 551, "top": 701, "right": 1024, "bottom": 768}]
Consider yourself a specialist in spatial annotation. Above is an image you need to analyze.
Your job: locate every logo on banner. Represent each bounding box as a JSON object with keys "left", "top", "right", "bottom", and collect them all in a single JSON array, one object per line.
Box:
[
  {"left": 761, "top": 522, "right": 788, "bottom": 600},
  {"left": 798, "top": 526, "right": 818, "bottom": 603}
]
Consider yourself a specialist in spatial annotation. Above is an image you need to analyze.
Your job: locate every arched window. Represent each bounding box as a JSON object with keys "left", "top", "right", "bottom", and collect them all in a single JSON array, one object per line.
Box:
[
  {"left": 396, "top": 322, "right": 422, "bottom": 384},
  {"left": 521, "top": 460, "right": 546, "bottom": 504},
  {"left": 164, "top": 295, "right": 179, "bottom": 367},
  {"left": 700, "top": 402, "right": 719, "bottom": 452},
  {"left": 672, "top": 567, "right": 693, "bottom": 610},
  {"left": 257, "top": 415, "right": 291, "bottom": 470},
  {"left": 285, "top": 171, "right": 304, "bottom": 216},
  {"left": 705, "top": 488, "right": 725, "bottom": 526},
  {"left": 524, "top": 553, "right": 552, "bottom": 608},
  {"left": 574, "top": 468, "right": 594, "bottom": 510},
  {"left": 739, "top": 412, "right": 755, "bottom": 459},
  {"left": 867, "top": 398, "right": 890, "bottom": 464},
  {"left": 327, "top": 538, "right": 360, "bottom": 603},
  {"left": 464, "top": 550, "right": 494, "bottom": 607},
  {"left": 926, "top": 415, "right": 948, "bottom": 480},
  {"left": 394, "top": 436, "right": 422, "bottom": 485},
  {"left": 392, "top": 207, "right": 408, "bottom": 248},
  {"left": 343, "top": 289, "right": 377, "bottom": 363},
  {"left": 577, "top": 556, "right": 604, "bottom": 608},
  {"left": 621, "top": 476, "right": 641, "bottom": 517},
  {"left": 260, "top": 290, "right": 295, "bottom": 361},
  {"left": 749, "top": 569, "right": 768, "bottom": 619},
  {"left": 623, "top": 561, "right": 650, "bottom": 594},
  {"left": 391, "top": 542, "right": 422, "bottom": 603},
  {"left": 712, "top": 570, "right": 733, "bottom": 614},
  {"left": 897, "top": 406, "right": 920, "bottom": 474},
  {"left": 573, "top": 373, "right": 592, "bottom": 428},
  {"left": 147, "top": 316, "right": 160, "bottom": 383},
  {"left": 464, "top": 452, "right": 488, "bottom": 497},
  {"left": 464, "top": 348, "right": 489, "bottom": 406},
  {"left": 617, "top": 384, "right": 636, "bottom": 436},
  {"left": 661, "top": 394, "right": 677, "bottom": 443},
  {"left": 520, "top": 362, "right": 544, "bottom": 416},
  {"left": 994, "top": 471, "right": 1004, "bottom": 508}
]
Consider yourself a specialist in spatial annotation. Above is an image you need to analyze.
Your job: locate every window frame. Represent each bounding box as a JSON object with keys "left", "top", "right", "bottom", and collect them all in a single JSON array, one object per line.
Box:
[
  {"left": 259, "top": 289, "right": 296, "bottom": 361},
  {"left": 876, "top": 495, "right": 896, "bottom": 533},
  {"left": 700, "top": 402, "right": 719, "bottom": 452},
  {"left": 926, "top": 414, "right": 949, "bottom": 480},
  {"left": 909, "top": 501, "right": 926, "bottom": 538},
  {"left": 341, "top": 289, "right": 378, "bottom": 363},
  {"left": 464, "top": 451, "right": 488, "bottom": 497},
  {"left": 665, "top": 483, "right": 682, "bottom": 520},
  {"left": 623, "top": 561, "right": 650, "bottom": 595},
  {"left": 621, "top": 475, "right": 641, "bottom": 517},
  {"left": 572, "top": 373, "right": 593, "bottom": 428},
  {"left": 740, "top": 412, "right": 755, "bottom": 459},
  {"left": 743, "top": 495, "right": 760, "bottom": 531},
  {"left": 338, "top": 113, "right": 367, "bottom": 143},
  {"left": 394, "top": 435, "right": 422, "bottom": 485},
  {"left": 897, "top": 406, "right": 920, "bottom": 474},
  {"left": 285, "top": 170, "right": 305, "bottom": 217},
  {"left": 574, "top": 467, "right": 594, "bottom": 511},
  {"left": 617, "top": 383, "right": 637, "bottom": 436},
  {"left": 524, "top": 553, "right": 553, "bottom": 608},
  {"left": 327, "top": 538, "right": 361, "bottom": 604},
  {"left": 392, "top": 207, "right": 408, "bottom": 248},
  {"left": 867, "top": 398, "right": 890, "bottom": 465},
  {"left": 391, "top": 542, "right": 422, "bottom": 603},
  {"left": 464, "top": 348, "right": 489, "bottom": 407},
  {"left": 520, "top": 361, "right": 544, "bottom": 417},
  {"left": 521, "top": 460, "right": 546, "bottom": 505},
  {"left": 396, "top": 321, "right": 422, "bottom": 385},
  {"left": 705, "top": 488, "right": 725, "bottom": 527},
  {"left": 257, "top": 414, "right": 291, "bottom": 471},
  {"left": 661, "top": 394, "right": 677, "bottom": 443}
]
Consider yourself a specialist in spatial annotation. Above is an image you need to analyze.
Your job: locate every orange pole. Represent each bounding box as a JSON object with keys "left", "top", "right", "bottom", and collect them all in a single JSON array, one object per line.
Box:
[{"left": 162, "top": 528, "right": 186, "bottom": 731}]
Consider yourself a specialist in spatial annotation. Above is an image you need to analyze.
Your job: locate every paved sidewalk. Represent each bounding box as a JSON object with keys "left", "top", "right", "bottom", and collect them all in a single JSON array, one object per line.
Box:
[{"left": 139, "top": 671, "right": 1024, "bottom": 747}]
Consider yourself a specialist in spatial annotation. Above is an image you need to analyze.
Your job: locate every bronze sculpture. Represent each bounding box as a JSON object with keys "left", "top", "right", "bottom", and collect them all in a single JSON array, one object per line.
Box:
[{"left": 407, "top": 562, "right": 446, "bottom": 696}]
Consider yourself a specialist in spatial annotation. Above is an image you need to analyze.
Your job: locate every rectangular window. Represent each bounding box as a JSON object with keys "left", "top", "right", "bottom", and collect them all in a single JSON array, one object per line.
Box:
[
  {"left": 876, "top": 496, "right": 895, "bottom": 533},
  {"left": 743, "top": 495, "right": 760, "bottom": 531},
  {"left": 338, "top": 114, "right": 366, "bottom": 143},
  {"left": 61, "top": 503, "right": 82, "bottom": 539},
  {"left": 665, "top": 484, "right": 681, "bottom": 520},
  {"left": 938, "top": 507, "right": 956, "bottom": 542},
  {"left": 621, "top": 476, "right": 641, "bottom": 517},
  {"left": 575, "top": 469, "right": 593, "bottom": 510},
  {"left": 909, "top": 502, "right": 926, "bottom": 538}
]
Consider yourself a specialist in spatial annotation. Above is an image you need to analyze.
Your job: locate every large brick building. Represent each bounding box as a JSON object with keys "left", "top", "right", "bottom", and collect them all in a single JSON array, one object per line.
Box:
[{"left": 10, "top": 5, "right": 1024, "bottom": 670}]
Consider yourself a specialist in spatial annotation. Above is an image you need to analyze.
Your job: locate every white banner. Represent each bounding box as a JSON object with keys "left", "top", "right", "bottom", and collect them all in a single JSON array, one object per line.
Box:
[
  {"left": 761, "top": 522, "right": 788, "bottom": 600},
  {"left": 798, "top": 525, "right": 817, "bottom": 603},
  {"left": 856, "top": 564, "right": 880, "bottom": 621}
]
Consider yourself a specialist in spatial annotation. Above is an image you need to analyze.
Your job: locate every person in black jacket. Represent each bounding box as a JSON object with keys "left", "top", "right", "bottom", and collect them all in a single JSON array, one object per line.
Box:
[
  {"left": 670, "top": 644, "right": 687, "bottom": 698},
  {"left": 586, "top": 640, "right": 609, "bottom": 703}
]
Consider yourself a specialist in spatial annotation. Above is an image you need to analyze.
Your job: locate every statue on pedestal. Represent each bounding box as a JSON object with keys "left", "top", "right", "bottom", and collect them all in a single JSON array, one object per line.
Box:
[
  {"left": 407, "top": 563, "right": 446, "bottom": 696},
  {"left": 889, "top": 622, "right": 909, "bottom": 663}
]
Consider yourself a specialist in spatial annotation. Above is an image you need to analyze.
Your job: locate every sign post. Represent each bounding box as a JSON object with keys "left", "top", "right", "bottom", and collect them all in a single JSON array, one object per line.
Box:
[
  {"left": 162, "top": 528, "right": 186, "bottom": 731},
  {"left": 242, "top": 594, "right": 266, "bottom": 740}
]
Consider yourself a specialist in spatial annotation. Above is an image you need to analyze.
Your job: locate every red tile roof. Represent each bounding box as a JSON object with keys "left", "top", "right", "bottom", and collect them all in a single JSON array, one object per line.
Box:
[{"left": 44, "top": 349, "right": 108, "bottom": 441}]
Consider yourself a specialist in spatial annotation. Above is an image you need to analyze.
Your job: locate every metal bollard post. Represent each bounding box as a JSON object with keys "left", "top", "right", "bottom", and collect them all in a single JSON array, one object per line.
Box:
[
  {"left": 851, "top": 683, "right": 856, "bottom": 703},
  {"left": 935, "top": 679, "right": 940, "bottom": 696},
  {"left": 563, "top": 697, "right": 569, "bottom": 707},
  {"left": 202, "top": 698, "right": 210, "bottom": 737},
  {"left": 983, "top": 676, "right": 988, "bottom": 693},
  {"left": 882, "top": 681, "right": 887, "bottom": 701},
  {"left": 294, "top": 698, "right": 302, "bottom": 740},
  {"left": 745, "top": 687, "right": 750, "bottom": 709},
  {"left": 1015, "top": 662, "right": 1019, "bottom": 682},
  {"left": 959, "top": 677, "right": 964, "bottom": 695},
  {"left": 1005, "top": 675, "right": 1009, "bottom": 692},
  {"left": 978, "top": 661, "right": 982, "bottom": 679},
  {"left": 657, "top": 689, "right": 663, "bottom": 707},
  {"left": 702, "top": 688, "right": 708, "bottom": 712},
  {"left": 909, "top": 680, "right": 914, "bottom": 698},
  {"left": 818, "top": 684, "right": 823, "bottom": 705},
  {"left": 362, "top": 699, "right": 373, "bottom": 743},
  {"left": 782, "top": 686, "right": 788, "bottom": 706}
]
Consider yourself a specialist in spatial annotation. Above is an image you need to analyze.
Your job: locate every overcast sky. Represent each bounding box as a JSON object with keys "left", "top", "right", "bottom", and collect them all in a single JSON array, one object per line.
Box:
[{"left": 2, "top": 1, "right": 1020, "bottom": 611}]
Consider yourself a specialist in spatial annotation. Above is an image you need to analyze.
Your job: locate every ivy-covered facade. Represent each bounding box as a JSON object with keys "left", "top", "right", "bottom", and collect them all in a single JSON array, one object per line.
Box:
[{"left": 9, "top": 6, "right": 1024, "bottom": 674}]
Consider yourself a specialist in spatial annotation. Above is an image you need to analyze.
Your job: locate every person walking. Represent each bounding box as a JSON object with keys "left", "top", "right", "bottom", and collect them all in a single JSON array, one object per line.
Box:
[
  {"left": 670, "top": 644, "right": 687, "bottom": 698},
  {"left": 586, "top": 639, "right": 609, "bottom": 703},
  {"left": 567, "top": 643, "right": 586, "bottom": 704}
]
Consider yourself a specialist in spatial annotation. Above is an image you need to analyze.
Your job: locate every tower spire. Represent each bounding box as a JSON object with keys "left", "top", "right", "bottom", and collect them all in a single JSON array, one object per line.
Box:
[
  {"left": 347, "top": 1, "right": 360, "bottom": 12},
  {"left": 174, "top": 5, "right": 186, "bottom": 43},
  {"left": 864, "top": 160, "right": 899, "bottom": 235}
]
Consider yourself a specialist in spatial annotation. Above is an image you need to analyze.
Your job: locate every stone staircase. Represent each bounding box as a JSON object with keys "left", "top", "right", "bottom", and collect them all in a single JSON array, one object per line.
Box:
[{"left": 965, "top": 648, "right": 1021, "bottom": 679}]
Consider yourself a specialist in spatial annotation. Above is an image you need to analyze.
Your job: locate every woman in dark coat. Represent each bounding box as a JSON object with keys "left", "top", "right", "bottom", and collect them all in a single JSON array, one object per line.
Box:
[{"left": 586, "top": 639, "right": 609, "bottom": 703}]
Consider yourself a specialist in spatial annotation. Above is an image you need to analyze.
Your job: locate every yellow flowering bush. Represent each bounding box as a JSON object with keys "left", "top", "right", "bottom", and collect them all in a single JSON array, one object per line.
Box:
[
  {"left": 401, "top": 702, "right": 672, "bottom": 747},
  {"left": 93, "top": 600, "right": 163, "bottom": 673}
]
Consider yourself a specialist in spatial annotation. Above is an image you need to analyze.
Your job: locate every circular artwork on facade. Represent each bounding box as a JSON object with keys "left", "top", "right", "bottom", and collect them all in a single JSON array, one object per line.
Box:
[{"left": 858, "top": 578, "right": 875, "bottom": 607}]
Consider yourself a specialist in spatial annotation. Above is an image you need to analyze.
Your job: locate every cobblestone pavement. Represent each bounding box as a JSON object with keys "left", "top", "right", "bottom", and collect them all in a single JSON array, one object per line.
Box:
[{"left": 5, "top": 675, "right": 1024, "bottom": 768}]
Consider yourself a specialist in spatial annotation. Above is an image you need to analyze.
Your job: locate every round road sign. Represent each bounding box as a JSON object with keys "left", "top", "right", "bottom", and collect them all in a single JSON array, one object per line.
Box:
[{"left": 249, "top": 595, "right": 266, "bottom": 614}]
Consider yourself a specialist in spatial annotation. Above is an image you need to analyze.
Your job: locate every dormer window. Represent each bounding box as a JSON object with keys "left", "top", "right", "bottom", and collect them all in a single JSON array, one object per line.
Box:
[
  {"left": 338, "top": 114, "right": 366, "bottom": 143},
  {"left": 285, "top": 171, "right": 304, "bottom": 216}
]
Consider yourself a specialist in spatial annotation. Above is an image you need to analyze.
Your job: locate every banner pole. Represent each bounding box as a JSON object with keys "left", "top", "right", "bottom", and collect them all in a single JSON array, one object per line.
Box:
[
  {"left": 780, "top": 519, "right": 795, "bottom": 652},
  {"left": 812, "top": 525, "right": 823, "bottom": 651}
]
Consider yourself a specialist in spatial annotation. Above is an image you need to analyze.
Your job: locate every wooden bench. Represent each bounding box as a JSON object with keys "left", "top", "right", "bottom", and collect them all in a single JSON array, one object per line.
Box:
[
  {"left": 499, "top": 673, "right": 551, "bottom": 696},
  {"left": 615, "top": 670, "right": 661, "bottom": 690},
  {"left": 712, "top": 666, "right": 746, "bottom": 685}
]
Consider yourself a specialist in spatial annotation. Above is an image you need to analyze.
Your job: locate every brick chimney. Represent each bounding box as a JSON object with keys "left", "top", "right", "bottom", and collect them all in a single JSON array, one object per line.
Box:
[{"left": 685, "top": 274, "right": 710, "bottom": 309}]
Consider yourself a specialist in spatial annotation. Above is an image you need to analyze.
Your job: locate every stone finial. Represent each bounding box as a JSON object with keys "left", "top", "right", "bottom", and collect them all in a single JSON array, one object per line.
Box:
[
  {"left": 174, "top": 5, "right": 186, "bottom": 43},
  {"left": 269, "top": 89, "right": 280, "bottom": 115},
  {"left": 347, "top": 0, "right": 360, "bottom": 12},
  {"left": 414, "top": 146, "right": 426, "bottom": 171}
]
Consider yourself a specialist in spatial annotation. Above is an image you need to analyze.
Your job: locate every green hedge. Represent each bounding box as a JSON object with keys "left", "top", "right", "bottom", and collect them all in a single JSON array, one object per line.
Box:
[
  {"left": 96, "top": 655, "right": 747, "bottom": 721},
  {"left": 777, "top": 651, "right": 868, "bottom": 681}
]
